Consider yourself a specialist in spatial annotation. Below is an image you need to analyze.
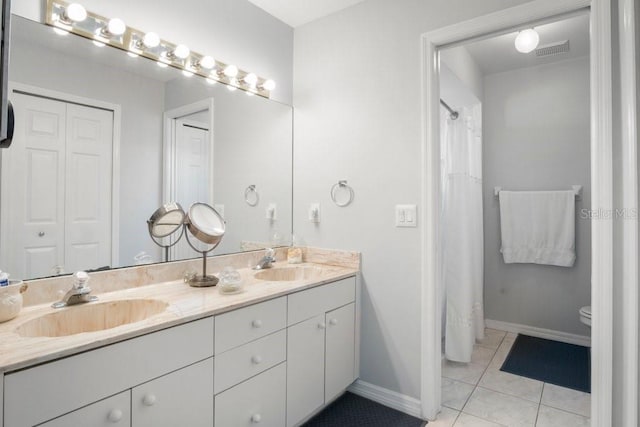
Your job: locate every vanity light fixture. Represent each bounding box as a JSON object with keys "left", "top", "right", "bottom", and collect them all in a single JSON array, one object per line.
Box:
[
  {"left": 182, "top": 70, "right": 194, "bottom": 77},
  {"left": 53, "top": 27, "right": 69, "bottom": 36},
  {"left": 92, "top": 40, "right": 106, "bottom": 47},
  {"left": 46, "top": 0, "right": 276, "bottom": 98},
  {"left": 515, "top": 28, "right": 540, "bottom": 53}
]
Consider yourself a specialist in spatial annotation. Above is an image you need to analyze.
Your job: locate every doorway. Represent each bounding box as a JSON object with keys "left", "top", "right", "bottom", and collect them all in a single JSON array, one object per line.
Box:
[{"left": 420, "top": 1, "right": 617, "bottom": 425}]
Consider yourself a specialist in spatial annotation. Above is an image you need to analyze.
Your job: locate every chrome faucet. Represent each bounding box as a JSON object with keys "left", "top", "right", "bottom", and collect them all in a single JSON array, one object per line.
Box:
[
  {"left": 52, "top": 271, "right": 98, "bottom": 308},
  {"left": 253, "top": 248, "right": 276, "bottom": 270}
]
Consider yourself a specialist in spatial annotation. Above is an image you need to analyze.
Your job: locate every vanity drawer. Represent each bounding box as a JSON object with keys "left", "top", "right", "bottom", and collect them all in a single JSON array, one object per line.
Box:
[
  {"left": 4, "top": 316, "right": 214, "bottom": 427},
  {"left": 40, "top": 391, "right": 131, "bottom": 427},
  {"left": 288, "top": 277, "right": 356, "bottom": 325},
  {"left": 214, "top": 330, "right": 286, "bottom": 394},
  {"left": 215, "top": 297, "right": 286, "bottom": 353},
  {"left": 215, "top": 363, "right": 286, "bottom": 427}
]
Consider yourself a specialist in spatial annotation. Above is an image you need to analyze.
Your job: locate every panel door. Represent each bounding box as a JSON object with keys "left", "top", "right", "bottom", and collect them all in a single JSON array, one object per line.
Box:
[
  {"left": 65, "top": 103, "right": 113, "bottom": 272},
  {"left": 1, "top": 92, "right": 66, "bottom": 279},
  {"left": 286, "top": 314, "right": 325, "bottom": 427},
  {"left": 39, "top": 391, "right": 131, "bottom": 427},
  {"left": 325, "top": 303, "right": 356, "bottom": 402},
  {"left": 174, "top": 119, "right": 210, "bottom": 259},
  {"left": 132, "top": 357, "right": 213, "bottom": 427}
]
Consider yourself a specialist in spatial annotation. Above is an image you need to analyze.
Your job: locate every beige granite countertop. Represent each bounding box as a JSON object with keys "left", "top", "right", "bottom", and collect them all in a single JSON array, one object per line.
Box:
[{"left": 0, "top": 261, "right": 358, "bottom": 373}]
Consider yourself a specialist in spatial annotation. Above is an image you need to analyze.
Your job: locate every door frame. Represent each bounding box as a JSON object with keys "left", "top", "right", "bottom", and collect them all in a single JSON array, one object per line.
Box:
[
  {"left": 0, "top": 82, "right": 122, "bottom": 272},
  {"left": 162, "top": 98, "right": 215, "bottom": 206},
  {"left": 420, "top": 0, "right": 619, "bottom": 425}
]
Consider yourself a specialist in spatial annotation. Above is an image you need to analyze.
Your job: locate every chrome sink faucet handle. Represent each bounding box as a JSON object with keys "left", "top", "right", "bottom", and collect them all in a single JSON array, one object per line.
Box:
[
  {"left": 253, "top": 248, "right": 276, "bottom": 270},
  {"left": 52, "top": 271, "right": 99, "bottom": 308}
]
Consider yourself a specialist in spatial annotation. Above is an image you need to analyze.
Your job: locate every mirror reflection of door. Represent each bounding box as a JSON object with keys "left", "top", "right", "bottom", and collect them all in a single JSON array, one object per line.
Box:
[
  {"left": 1, "top": 90, "right": 114, "bottom": 280},
  {"left": 174, "top": 113, "right": 211, "bottom": 260}
]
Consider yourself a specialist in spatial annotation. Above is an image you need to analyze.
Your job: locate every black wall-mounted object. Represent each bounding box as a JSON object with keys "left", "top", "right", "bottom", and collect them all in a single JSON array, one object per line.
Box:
[{"left": 0, "top": 0, "right": 12, "bottom": 148}]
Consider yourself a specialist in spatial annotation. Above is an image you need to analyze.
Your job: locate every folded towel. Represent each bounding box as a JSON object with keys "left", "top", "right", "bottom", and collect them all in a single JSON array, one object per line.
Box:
[{"left": 499, "top": 190, "right": 576, "bottom": 267}]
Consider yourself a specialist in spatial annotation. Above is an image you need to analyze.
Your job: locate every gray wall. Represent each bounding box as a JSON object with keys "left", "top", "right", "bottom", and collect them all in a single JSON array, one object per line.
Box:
[
  {"left": 9, "top": 36, "right": 166, "bottom": 267},
  {"left": 13, "top": 0, "right": 294, "bottom": 104},
  {"left": 165, "top": 78, "right": 293, "bottom": 256},
  {"left": 293, "top": 0, "right": 532, "bottom": 400},
  {"left": 482, "top": 56, "right": 591, "bottom": 336},
  {"left": 483, "top": 57, "right": 591, "bottom": 335}
]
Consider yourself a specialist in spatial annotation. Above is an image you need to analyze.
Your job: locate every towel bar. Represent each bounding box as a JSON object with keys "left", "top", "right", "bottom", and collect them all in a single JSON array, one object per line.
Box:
[{"left": 494, "top": 185, "right": 582, "bottom": 201}]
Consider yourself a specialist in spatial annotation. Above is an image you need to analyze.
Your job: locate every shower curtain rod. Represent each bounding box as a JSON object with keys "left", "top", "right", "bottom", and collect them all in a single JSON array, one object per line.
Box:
[{"left": 440, "top": 99, "right": 459, "bottom": 120}]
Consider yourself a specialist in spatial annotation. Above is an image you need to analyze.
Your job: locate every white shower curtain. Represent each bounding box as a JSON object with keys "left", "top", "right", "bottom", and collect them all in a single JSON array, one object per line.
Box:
[{"left": 441, "top": 104, "right": 485, "bottom": 363}]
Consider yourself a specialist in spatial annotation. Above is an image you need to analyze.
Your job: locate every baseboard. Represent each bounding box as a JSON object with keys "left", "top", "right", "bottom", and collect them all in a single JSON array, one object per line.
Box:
[
  {"left": 485, "top": 319, "right": 591, "bottom": 347},
  {"left": 348, "top": 379, "right": 423, "bottom": 419}
]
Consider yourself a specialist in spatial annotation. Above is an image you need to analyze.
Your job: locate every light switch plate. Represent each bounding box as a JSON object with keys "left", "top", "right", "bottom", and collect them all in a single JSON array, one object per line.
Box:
[
  {"left": 396, "top": 204, "right": 417, "bottom": 227},
  {"left": 266, "top": 203, "right": 277, "bottom": 220}
]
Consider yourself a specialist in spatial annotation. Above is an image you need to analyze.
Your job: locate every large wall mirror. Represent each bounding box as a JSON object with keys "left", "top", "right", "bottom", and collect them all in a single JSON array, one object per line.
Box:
[{"left": 0, "top": 15, "right": 293, "bottom": 281}]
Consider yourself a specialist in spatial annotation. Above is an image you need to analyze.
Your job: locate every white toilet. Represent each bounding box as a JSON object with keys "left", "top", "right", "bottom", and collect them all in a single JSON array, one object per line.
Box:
[{"left": 579, "top": 305, "right": 591, "bottom": 327}]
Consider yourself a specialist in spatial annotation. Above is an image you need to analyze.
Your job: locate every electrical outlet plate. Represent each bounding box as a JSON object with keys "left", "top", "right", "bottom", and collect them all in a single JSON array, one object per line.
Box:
[
  {"left": 309, "top": 203, "right": 320, "bottom": 223},
  {"left": 395, "top": 204, "right": 417, "bottom": 227}
]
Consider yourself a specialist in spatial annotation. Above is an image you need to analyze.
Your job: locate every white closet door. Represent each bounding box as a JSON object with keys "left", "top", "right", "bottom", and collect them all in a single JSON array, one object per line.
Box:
[
  {"left": 64, "top": 104, "right": 113, "bottom": 272},
  {"left": 2, "top": 93, "right": 66, "bottom": 279},
  {"left": 174, "top": 120, "right": 210, "bottom": 259}
]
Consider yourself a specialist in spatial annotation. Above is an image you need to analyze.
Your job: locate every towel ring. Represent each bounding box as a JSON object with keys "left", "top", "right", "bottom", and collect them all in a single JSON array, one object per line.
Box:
[
  {"left": 331, "top": 180, "right": 354, "bottom": 207},
  {"left": 244, "top": 185, "right": 259, "bottom": 206}
]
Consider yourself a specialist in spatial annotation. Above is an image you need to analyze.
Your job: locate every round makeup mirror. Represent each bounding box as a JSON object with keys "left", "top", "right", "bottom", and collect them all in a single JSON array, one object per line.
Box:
[
  {"left": 184, "top": 203, "right": 226, "bottom": 287},
  {"left": 147, "top": 203, "right": 186, "bottom": 261}
]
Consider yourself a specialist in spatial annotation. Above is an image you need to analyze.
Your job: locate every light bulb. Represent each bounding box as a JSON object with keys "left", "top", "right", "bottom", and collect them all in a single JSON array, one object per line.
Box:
[
  {"left": 515, "top": 29, "right": 539, "bottom": 53},
  {"left": 107, "top": 18, "right": 126, "bottom": 36},
  {"left": 53, "top": 27, "right": 69, "bottom": 36},
  {"left": 223, "top": 64, "right": 239, "bottom": 78},
  {"left": 200, "top": 56, "right": 215, "bottom": 69},
  {"left": 243, "top": 73, "right": 258, "bottom": 87},
  {"left": 65, "top": 3, "right": 87, "bottom": 22},
  {"left": 174, "top": 44, "right": 190, "bottom": 59},
  {"left": 143, "top": 32, "right": 160, "bottom": 48},
  {"left": 262, "top": 79, "right": 276, "bottom": 91}
]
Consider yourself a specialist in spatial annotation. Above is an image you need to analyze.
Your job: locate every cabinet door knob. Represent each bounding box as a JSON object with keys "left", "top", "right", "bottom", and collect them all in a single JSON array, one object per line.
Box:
[
  {"left": 251, "top": 355, "right": 263, "bottom": 364},
  {"left": 329, "top": 318, "right": 338, "bottom": 326},
  {"left": 38, "top": 231, "right": 45, "bottom": 237},
  {"left": 318, "top": 322, "right": 326, "bottom": 329},
  {"left": 252, "top": 319, "right": 262, "bottom": 328},
  {"left": 143, "top": 394, "right": 157, "bottom": 406},
  {"left": 251, "top": 413, "right": 262, "bottom": 423},
  {"left": 107, "top": 409, "right": 123, "bottom": 423}
]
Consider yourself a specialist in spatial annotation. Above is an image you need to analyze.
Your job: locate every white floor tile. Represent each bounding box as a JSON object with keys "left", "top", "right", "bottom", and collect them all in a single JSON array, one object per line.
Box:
[
  {"left": 454, "top": 413, "right": 506, "bottom": 426},
  {"left": 488, "top": 336, "right": 516, "bottom": 369},
  {"left": 442, "top": 359, "right": 487, "bottom": 385},
  {"left": 479, "top": 368, "right": 543, "bottom": 403},
  {"left": 471, "top": 345, "right": 497, "bottom": 367},
  {"left": 477, "top": 329, "right": 507, "bottom": 350},
  {"left": 429, "top": 406, "right": 460, "bottom": 427},
  {"left": 463, "top": 387, "right": 538, "bottom": 427},
  {"left": 536, "top": 405, "right": 590, "bottom": 427},
  {"left": 540, "top": 383, "right": 590, "bottom": 417},
  {"left": 442, "top": 377, "right": 475, "bottom": 410}
]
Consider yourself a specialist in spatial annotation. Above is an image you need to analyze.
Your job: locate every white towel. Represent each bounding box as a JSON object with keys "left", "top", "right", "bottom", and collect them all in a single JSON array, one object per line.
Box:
[{"left": 499, "top": 190, "right": 576, "bottom": 267}]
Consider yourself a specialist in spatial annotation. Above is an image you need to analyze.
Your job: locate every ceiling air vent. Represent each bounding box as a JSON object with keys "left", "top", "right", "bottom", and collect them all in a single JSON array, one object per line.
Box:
[{"left": 535, "top": 40, "right": 570, "bottom": 57}]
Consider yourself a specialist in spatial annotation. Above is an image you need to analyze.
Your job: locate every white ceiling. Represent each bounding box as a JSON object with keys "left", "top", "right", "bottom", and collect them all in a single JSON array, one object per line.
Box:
[
  {"left": 247, "top": 0, "right": 366, "bottom": 27},
  {"left": 459, "top": 12, "right": 590, "bottom": 76}
]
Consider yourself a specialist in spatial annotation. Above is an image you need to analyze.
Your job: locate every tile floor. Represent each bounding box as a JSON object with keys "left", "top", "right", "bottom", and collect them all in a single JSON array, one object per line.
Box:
[{"left": 429, "top": 329, "right": 591, "bottom": 427}]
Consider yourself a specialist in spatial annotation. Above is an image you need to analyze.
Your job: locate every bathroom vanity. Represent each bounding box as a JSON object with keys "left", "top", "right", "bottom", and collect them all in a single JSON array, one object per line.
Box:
[{"left": 0, "top": 249, "right": 360, "bottom": 427}]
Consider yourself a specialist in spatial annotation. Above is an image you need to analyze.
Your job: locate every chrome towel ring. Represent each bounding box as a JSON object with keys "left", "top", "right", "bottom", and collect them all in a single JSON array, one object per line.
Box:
[
  {"left": 331, "top": 180, "right": 354, "bottom": 207},
  {"left": 244, "top": 185, "right": 259, "bottom": 206}
]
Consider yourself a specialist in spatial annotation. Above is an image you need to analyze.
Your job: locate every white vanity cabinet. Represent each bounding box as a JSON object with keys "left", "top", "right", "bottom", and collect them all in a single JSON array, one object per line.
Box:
[
  {"left": 3, "top": 317, "right": 214, "bottom": 427},
  {"left": 286, "top": 277, "right": 357, "bottom": 427},
  {"left": 39, "top": 391, "right": 131, "bottom": 427},
  {"left": 132, "top": 358, "right": 214, "bottom": 427}
]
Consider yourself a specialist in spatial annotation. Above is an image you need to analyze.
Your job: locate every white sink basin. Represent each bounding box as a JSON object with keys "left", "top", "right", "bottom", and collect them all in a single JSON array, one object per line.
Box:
[
  {"left": 15, "top": 299, "right": 168, "bottom": 338},
  {"left": 254, "top": 266, "right": 326, "bottom": 282}
]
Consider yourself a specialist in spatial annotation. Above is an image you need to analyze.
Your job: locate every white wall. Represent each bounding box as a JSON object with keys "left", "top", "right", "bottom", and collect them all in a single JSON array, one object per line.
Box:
[
  {"left": 9, "top": 34, "right": 166, "bottom": 267},
  {"left": 12, "top": 0, "right": 294, "bottom": 104},
  {"left": 293, "top": 0, "right": 532, "bottom": 400},
  {"left": 440, "top": 47, "right": 484, "bottom": 102},
  {"left": 482, "top": 56, "right": 591, "bottom": 336}
]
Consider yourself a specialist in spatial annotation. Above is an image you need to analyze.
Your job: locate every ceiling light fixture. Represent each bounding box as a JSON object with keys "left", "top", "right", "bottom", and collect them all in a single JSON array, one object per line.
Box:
[{"left": 515, "top": 28, "right": 540, "bottom": 53}]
